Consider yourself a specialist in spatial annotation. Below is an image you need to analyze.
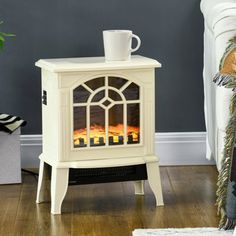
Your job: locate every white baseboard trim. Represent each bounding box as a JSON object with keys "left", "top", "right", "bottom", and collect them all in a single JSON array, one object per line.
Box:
[
  {"left": 20, "top": 132, "right": 215, "bottom": 168},
  {"left": 20, "top": 135, "right": 42, "bottom": 168},
  {"left": 155, "top": 132, "right": 215, "bottom": 166}
]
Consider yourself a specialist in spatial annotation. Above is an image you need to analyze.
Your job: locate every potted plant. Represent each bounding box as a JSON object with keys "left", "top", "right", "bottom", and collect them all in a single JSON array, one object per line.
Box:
[{"left": 0, "top": 21, "right": 14, "bottom": 50}]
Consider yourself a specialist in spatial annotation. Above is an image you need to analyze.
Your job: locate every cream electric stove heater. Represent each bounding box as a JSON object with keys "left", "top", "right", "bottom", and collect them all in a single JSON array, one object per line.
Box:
[{"left": 35, "top": 55, "right": 164, "bottom": 214}]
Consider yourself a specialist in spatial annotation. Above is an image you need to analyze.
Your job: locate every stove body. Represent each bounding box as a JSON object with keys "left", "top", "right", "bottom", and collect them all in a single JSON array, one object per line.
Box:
[{"left": 35, "top": 55, "right": 164, "bottom": 214}]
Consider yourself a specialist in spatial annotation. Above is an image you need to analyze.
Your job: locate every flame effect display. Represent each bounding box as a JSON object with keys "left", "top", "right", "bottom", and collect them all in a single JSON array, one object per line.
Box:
[{"left": 74, "top": 124, "right": 139, "bottom": 147}]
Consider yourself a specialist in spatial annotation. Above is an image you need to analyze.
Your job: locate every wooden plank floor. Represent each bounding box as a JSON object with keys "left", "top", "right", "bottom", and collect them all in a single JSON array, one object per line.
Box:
[{"left": 0, "top": 166, "right": 219, "bottom": 236}]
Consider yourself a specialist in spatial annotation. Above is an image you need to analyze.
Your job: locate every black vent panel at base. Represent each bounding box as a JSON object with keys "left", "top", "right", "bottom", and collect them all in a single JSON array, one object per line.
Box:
[{"left": 68, "top": 164, "right": 147, "bottom": 185}]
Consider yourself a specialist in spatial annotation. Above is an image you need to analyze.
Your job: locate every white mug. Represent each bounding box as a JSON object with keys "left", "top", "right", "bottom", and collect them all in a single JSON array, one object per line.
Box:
[{"left": 103, "top": 30, "right": 141, "bottom": 61}]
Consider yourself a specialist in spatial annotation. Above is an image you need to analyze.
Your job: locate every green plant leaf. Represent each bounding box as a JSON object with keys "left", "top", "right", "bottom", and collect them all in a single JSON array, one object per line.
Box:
[
  {"left": 0, "top": 40, "right": 3, "bottom": 50},
  {"left": 0, "top": 35, "right": 5, "bottom": 42},
  {"left": 0, "top": 21, "right": 14, "bottom": 51},
  {"left": 1, "top": 32, "right": 15, "bottom": 37}
]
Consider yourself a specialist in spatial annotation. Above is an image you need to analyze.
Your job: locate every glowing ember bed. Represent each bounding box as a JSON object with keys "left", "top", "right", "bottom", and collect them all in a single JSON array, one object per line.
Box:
[{"left": 35, "top": 55, "right": 164, "bottom": 214}]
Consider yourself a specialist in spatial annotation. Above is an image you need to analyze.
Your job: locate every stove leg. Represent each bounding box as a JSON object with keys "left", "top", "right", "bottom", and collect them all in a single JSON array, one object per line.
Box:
[
  {"left": 134, "top": 180, "right": 145, "bottom": 195},
  {"left": 146, "top": 162, "right": 164, "bottom": 206},
  {"left": 36, "top": 159, "right": 45, "bottom": 203},
  {"left": 51, "top": 167, "right": 69, "bottom": 215}
]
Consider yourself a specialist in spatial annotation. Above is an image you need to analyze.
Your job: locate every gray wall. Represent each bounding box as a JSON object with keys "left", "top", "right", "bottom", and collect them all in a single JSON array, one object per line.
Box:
[{"left": 0, "top": 0, "right": 204, "bottom": 134}]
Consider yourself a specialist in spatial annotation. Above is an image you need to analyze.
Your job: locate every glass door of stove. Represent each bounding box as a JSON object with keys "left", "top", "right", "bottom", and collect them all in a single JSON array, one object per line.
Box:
[{"left": 73, "top": 76, "right": 141, "bottom": 148}]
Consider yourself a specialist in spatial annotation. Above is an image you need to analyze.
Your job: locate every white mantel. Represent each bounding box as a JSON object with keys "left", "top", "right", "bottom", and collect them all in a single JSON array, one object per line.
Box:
[{"left": 35, "top": 55, "right": 161, "bottom": 72}]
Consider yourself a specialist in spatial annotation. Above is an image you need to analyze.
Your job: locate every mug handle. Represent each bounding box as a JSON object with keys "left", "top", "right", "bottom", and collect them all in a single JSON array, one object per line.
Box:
[{"left": 131, "top": 34, "right": 141, "bottom": 53}]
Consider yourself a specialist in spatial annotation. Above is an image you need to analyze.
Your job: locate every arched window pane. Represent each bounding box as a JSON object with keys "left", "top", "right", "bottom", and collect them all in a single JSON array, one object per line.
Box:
[
  {"left": 108, "top": 77, "right": 128, "bottom": 89},
  {"left": 85, "top": 77, "right": 105, "bottom": 90},
  {"left": 108, "top": 90, "right": 122, "bottom": 101},
  {"left": 91, "top": 90, "right": 105, "bottom": 102},
  {"left": 73, "top": 85, "right": 91, "bottom": 103},
  {"left": 123, "top": 83, "right": 139, "bottom": 100}
]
